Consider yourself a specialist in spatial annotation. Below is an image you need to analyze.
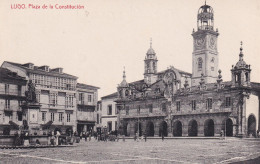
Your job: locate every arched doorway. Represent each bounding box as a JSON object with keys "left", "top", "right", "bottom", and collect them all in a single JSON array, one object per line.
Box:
[
  {"left": 135, "top": 122, "right": 142, "bottom": 136},
  {"left": 146, "top": 121, "right": 154, "bottom": 136},
  {"left": 173, "top": 120, "right": 182, "bottom": 136},
  {"left": 248, "top": 115, "right": 256, "bottom": 137},
  {"left": 159, "top": 121, "right": 168, "bottom": 137},
  {"left": 225, "top": 118, "right": 233, "bottom": 136},
  {"left": 204, "top": 119, "right": 214, "bottom": 136},
  {"left": 188, "top": 120, "right": 198, "bottom": 136}
]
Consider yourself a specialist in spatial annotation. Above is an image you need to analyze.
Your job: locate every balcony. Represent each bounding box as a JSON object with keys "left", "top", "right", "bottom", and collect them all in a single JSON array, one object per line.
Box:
[
  {"left": 171, "top": 108, "right": 232, "bottom": 116},
  {"left": 0, "top": 91, "right": 25, "bottom": 98}
]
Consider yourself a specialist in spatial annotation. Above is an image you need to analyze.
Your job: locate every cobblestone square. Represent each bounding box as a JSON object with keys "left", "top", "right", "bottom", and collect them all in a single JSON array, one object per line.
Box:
[{"left": 0, "top": 138, "right": 259, "bottom": 163}]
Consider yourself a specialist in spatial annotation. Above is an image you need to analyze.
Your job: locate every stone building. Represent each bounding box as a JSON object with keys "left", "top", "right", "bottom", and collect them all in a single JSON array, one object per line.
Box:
[
  {"left": 116, "top": 3, "right": 260, "bottom": 137},
  {"left": 0, "top": 68, "right": 27, "bottom": 135},
  {"left": 100, "top": 92, "right": 118, "bottom": 132},
  {"left": 1, "top": 62, "right": 78, "bottom": 133},
  {"left": 76, "top": 83, "right": 99, "bottom": 135}
]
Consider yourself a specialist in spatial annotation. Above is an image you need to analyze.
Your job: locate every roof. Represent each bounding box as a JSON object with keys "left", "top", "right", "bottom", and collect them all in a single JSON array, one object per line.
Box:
[
  {"left": 4, "top": 61, "right": 78, "bottom": 79},
  {"left": 157, "top": 68, "right": 192, "bottom": 76},
  {"left": 0, "top": 67, "right": 27, "bottom": 84},
  {"left": 77, "top": 83, "right": 100, "bottom": 90},
  {"left": 101, "top": 92, "right": 118, "bottom": 99}
]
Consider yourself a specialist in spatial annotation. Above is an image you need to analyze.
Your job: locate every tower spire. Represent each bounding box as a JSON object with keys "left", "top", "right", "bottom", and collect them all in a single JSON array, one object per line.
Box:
[
  {"left": 123, "top": 66, "right": 126, "bottom": 80},
  {"left": 239, "top": 41, "right": 244, "bottom": 61},
  {"left": 150, "top": 38, "right": 152, "bottom": 48}
]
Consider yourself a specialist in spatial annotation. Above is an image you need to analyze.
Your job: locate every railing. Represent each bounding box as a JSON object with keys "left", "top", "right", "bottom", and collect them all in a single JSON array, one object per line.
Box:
[
  {"left": 172, "top": 108, "right": 232, "bottom": 115},
  {"left": 0, "top": 91, "right": 24, "bottom": 96}
]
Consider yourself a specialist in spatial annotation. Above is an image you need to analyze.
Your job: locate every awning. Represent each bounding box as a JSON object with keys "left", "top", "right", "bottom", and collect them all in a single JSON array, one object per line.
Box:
[
  {"left": 41, "top": 121, "right": 53, "bottom": 130},
  {"left": 9, "top": 121, "right": 19, "bottom": 130},
  {"left": 77, "top": 120, "right": 96, "bottom": 125}
]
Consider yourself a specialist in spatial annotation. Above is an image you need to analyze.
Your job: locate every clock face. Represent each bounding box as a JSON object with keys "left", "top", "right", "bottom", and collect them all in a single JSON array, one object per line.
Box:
[
  {"left": 195, "top": 38, "right": 205, "bottom": 48},
  {"left": 209, "top": 36, "right": 216, "bottom": 50}
]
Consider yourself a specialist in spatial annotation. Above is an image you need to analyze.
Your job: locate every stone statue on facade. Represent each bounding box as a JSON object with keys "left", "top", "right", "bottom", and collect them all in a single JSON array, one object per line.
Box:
[{"left": 25, "top": 80, "right": 37, "bottom": 103}]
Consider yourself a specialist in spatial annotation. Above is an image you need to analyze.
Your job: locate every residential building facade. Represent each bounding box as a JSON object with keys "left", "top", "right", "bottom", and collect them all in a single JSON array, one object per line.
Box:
[
  {"left": 0, "top": 68, "right": 27, "bottom": 135},
  {"left": 101, "top": 92, "right": 118, "bottom": 132},
  {"left": 76, "top": 83, "right": 99, "bottom": 135},
  {"left": 2, "top": 62, "right": 78, "bottom": 133}
]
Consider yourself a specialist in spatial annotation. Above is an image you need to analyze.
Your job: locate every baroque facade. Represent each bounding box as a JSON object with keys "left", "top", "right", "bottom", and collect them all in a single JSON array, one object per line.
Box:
[{"left": 116, "top": 3, "right": 260, "bottom": 137}]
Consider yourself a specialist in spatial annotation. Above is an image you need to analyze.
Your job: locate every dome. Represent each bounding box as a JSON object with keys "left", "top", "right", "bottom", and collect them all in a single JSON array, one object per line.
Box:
[
  {"left": 235, "top": 42, "right": 249, "bottom": 69},
  {"left": 119, "top": 69, "right": 129, "bottom": 87},
  {"left": 147, "top": 47, "right": 155, "bottom": 55},
  {"left": 235, "top": 60, "right": 247, "bottom": 68},
  {"left": 119, "top": 79, "right": 129, "bottom": 87}
]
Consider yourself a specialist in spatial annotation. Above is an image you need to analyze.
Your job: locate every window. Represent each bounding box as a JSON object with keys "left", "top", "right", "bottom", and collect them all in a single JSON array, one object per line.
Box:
[
  {"left": 192, "top": 100, "right": 196, "bottom": 110},
  {"left": 5, "top": 99, "right": 10, "bottom": 109},
  {"left": 198, "top": 58, "right": 203, "bottom": 70},
  {"left": 51, "top": 113, "right": 55, "bottom": 121},
  {"left": 137, "top": 105, "right": 140, "bottom": 114},
  {"left": 36, "top": 93, "right": 40, "bottom": 103},
  {"left": 42, "top": 112, "right": 46, "bottom": 121},
  {"left": 176, "top": 101, "right": 181, "bottom": 111},
  {"left": 49, "top": 93, "right": 58, "bottom": 107},
  {"left": 79, "top": 93, "right": 84, "bottom": 104},
  {"left": 107, "top": 121, "right": 112, "bottom": 132},
  {"left": 59, "top": 113, "right": 63, "bottom": 122},
  {"left": 97, "top": 114, "right": 99, "bottom": 124},
  {"left": 17, "top": 112, "right": 22, "bottom": 121},
  {"left": 67, "top": 114, "right": 71, "bottom": 122},
  {"left": 66, "top": 95, "right": 74, "bottom": 108},
  {"left": 88, "top": 95, "right": 92, "bottom": 102},
  {"left": 5, "top": 84, "right": 9, "bottom": 94},
  {"left": 245, "top": 73, "right": 249, "bottom": 82},
  {"left": 18, "top": 100, "right": 22, "bottom": 109},
  {"left": 126, "top": 106, "right": 129, "bottom": 115},
  {"left": 115, "top": 121, "right": 117, "bottom": 130},
  {"left": 115, "top": 106, "right": 118, "bottom": 114},
  {"left": 149, "top": 104, "right": 153, "bottom": 113},
  {"left": 107, "top": 105, "right": 112, "bottom": 115},
  {"left": 225, "top": 97, "right": 231, "bottom": 107},
  {"left": 206, "top": 98, "right": 213, "bottom": 110},
  {"left": 162, "top": 103, "right": 167, "bottom": 112},
  {"left": 18, "top": 85, "right": 22, "bottom": 96}
]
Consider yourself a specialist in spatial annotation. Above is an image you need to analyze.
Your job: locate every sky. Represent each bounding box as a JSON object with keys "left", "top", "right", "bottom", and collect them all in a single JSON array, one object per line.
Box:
[{"left": 0, "top": 0, "right": 260, "bottom": 99}]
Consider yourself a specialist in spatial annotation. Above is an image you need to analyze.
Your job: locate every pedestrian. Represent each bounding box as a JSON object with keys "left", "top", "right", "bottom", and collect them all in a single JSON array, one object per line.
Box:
[
  {"left": 24, "top": 132, "right": 30, "bottom": 146},
  {"left": 89, "top": 133, "right": 91, "bottom": 141},
  {"left": 56, "top": 131, "right": 60, "bottom": 145},
  {"left": 123, "top": 134, "right": 125, "bottom": 142},
  {"left": 85, "top": 132, "right": 88, "bottom": 142},
  {"left": 144, "top": 133, "right": 147, "bottom": 142},
  {"left": 162, "top": 133, "right": 164, "bottom": 141}
]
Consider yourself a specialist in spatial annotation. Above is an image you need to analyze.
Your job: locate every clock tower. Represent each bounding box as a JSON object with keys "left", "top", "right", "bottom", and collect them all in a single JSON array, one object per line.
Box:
[{"left": 191, "top": 3, "right": 219, "bottom": 86}]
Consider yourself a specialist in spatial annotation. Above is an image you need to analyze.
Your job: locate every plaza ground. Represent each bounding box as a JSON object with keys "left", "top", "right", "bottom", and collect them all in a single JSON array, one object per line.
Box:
[{"left": 0, "top": 138, "right": 259, "bottom": 164}]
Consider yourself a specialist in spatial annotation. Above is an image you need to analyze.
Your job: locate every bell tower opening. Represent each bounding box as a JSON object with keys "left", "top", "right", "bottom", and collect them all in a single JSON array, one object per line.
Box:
[{"left": 191, "top": 2, "right": 219, "bottom": 86}]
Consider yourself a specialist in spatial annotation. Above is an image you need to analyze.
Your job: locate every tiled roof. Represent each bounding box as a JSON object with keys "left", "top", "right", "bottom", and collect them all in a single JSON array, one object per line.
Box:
[
  {"left": 77, "top": 83, "right": 100, "bottom": 89},
  {"left": 0, "top": 67, "right": 26, "bottom": 83},
  {"left": 4, "top": 61, "right": 78, "bottom": 79},
  {"left": 101, "top": 92, "right": 118, "bottom": 99}
]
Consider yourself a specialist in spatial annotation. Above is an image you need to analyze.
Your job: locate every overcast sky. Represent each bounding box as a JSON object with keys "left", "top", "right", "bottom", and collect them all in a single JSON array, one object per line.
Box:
[{"left": 1, "top": 0, "right": 260, "bottom": 99}]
